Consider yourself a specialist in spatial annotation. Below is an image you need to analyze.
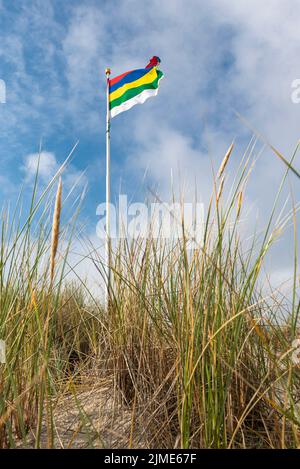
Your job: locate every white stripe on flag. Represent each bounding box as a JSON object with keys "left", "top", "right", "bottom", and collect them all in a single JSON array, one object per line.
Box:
[{"left": 111, "top": 88, "right": 159, "bottom": 118}]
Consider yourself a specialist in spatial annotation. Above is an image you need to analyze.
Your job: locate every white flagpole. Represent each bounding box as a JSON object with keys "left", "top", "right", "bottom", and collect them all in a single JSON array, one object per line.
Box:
[{"left": 105, "top": 67, "right": 111, "bottom": 310}]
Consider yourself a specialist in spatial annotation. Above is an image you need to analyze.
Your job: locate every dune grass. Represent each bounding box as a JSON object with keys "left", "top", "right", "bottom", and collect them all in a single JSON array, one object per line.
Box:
[{"left": 0, "top": 140, "right": 299, "bottom": 448}]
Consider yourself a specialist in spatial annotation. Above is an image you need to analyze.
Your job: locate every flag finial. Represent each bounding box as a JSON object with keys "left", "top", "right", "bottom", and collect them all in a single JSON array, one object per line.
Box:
[
  {"left": 146, "top": 56, "right": 161, "bottom": 68},
  {"left": 105, "top": 67, "right": 111, "bottom": 76}
]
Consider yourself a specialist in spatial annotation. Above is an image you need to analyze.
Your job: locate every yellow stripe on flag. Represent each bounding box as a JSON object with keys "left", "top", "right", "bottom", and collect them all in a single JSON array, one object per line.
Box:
[{"left": 109, "top": 67, "right": 157, "bottom": 102}]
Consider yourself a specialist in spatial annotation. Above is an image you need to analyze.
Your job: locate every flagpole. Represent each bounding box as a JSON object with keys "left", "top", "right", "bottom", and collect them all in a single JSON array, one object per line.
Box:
[{"left": 105, "top": 67, "right": 111, "bottom": 310}]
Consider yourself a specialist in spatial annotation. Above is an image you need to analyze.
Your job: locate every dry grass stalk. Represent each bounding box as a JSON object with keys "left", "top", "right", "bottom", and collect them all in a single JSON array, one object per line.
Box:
[
  {"left": 216, "top": 176, "right": 225, "bottom": 203},
  {"left": 50, "top": 178, "right": 62, "bottom": 285},
  {"left": 30, "top": 289, "right": 38, "bottom": 312},
  {"left": 217, "top": 142, "right": 234, "bottom": 179},
  {"left": 237, "top": 191, "right": 243, "bottom": 218}
]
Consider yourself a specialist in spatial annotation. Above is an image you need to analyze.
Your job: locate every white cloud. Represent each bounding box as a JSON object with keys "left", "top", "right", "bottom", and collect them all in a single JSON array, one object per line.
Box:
[
  {"left": 125, "top": 118, "right": 214, "bottom": 204},
  {"left": 21, "top": 150, "right": 87, "bottom": 190},
  {"left": 63, "top": 5, "right": 106, "bottom": 91},
  {"left": 22, "top": 151, "right": 58, "bottom": 182}
]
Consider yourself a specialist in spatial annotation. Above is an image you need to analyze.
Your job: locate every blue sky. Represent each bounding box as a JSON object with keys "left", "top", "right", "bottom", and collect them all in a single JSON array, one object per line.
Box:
[{"left": 1, "top": 0, "right": 300, "bottom": 289}]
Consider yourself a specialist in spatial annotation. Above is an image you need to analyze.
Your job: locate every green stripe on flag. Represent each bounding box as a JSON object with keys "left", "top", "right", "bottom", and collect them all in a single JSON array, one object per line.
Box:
[{"left": 110, "top": 70, "right": 163, "bottom": 110}]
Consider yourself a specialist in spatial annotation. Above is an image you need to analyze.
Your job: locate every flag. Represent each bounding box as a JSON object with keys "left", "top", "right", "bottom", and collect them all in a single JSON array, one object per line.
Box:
[{"left": 109, "top": 59, "right": 164, "bottom": 118}]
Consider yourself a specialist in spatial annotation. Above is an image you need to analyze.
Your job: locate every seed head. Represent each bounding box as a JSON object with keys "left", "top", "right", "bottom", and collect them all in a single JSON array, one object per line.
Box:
[
  {"left": 50, "top": 178, "right": 62, "bottom": 284},
  {"left": 217, "top": 142, "right": 234, "bottom": 179}
]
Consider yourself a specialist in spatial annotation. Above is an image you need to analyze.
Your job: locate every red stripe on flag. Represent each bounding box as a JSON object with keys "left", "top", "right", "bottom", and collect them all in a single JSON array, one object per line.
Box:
[{"left": 109, "top": 70, "right": 134, "bottom": 87}]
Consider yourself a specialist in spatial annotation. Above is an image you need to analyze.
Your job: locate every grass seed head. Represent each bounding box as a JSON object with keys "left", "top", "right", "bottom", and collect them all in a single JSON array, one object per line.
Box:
[
  {"left": 217, "top": 142, "right": 234, "bottom": 179},
  {"left": 237, "top": 191, "right": 243, "bottom": 218},
  {"left": 50, "top": 178, "right": 62, "bottom": 284}
]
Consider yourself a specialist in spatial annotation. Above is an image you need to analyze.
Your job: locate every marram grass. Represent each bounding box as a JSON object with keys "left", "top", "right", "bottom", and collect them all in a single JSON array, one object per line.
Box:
[{"left": 0, "top": 140, "right": 299, "bottom": 448}]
